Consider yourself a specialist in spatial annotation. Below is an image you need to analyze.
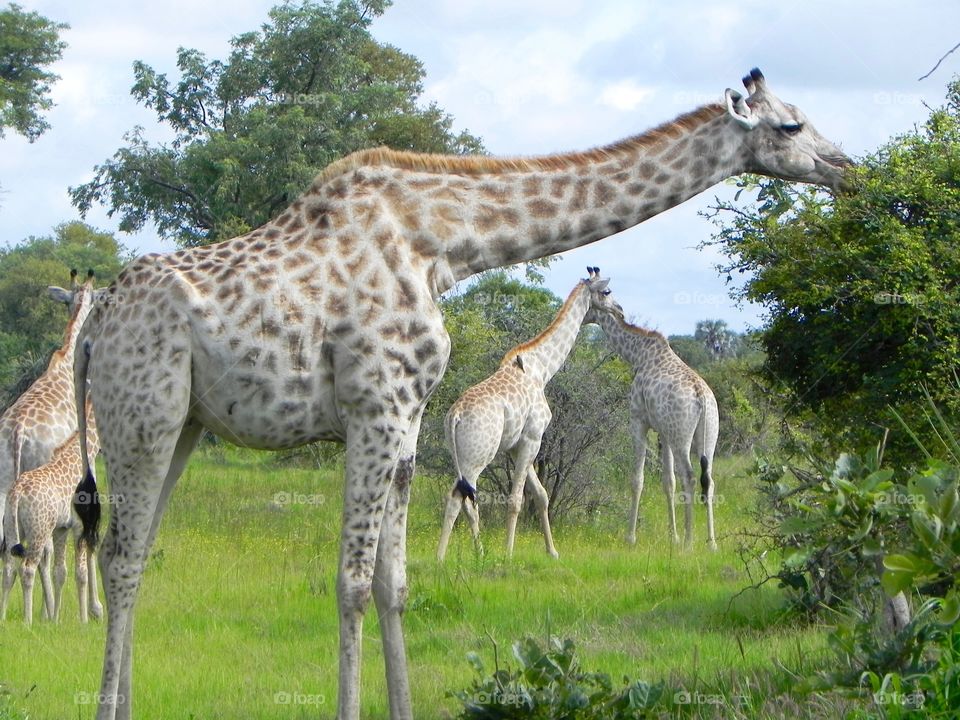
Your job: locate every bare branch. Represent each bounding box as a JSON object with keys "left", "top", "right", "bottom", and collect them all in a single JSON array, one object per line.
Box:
[{"left": 919, "top": 41, "right": 960, "bottom": 81}]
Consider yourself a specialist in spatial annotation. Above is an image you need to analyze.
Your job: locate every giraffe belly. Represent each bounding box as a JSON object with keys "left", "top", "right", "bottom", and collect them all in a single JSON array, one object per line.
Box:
[{"left": 189, "top": 359, "right": 344, "bottom": 450}]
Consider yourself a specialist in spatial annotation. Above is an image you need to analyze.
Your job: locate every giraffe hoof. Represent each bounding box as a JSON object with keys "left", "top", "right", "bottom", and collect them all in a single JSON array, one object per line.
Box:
[
  {"left": 626, "top": 535, "right": 637, "bottom": 545},
  {"left": 548, "top": 549, "right": 560, "bottom": 560}
]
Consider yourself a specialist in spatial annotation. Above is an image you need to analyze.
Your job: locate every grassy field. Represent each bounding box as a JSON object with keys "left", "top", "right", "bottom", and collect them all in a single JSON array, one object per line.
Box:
[{"left": 0, "top": 448, "right": 832, "bottom": 719}]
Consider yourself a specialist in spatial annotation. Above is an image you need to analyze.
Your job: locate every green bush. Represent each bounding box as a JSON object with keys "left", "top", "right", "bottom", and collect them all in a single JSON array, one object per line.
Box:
[{"left": 449, "top": 636, "right": 666, "bottom": 719}]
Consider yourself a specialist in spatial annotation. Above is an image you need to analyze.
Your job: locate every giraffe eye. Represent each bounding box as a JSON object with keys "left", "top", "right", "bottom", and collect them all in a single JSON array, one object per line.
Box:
[
  {"left": 602, "top": 289, "right": 612, "bottom": 296},
  {"left": 780, "top": 123, "right": 803, "bottom": 136}
]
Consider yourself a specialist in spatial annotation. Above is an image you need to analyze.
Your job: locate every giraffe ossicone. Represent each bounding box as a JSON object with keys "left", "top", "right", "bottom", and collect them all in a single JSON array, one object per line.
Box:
[
  {"left": 437, "top": 268, "right": 617, "bottom": 562},
  {"left": 72, "top": 68, "right": 850, "bottom": 720}
]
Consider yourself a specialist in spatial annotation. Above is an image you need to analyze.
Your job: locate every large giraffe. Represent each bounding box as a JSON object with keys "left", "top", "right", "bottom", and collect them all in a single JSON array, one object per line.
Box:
[
  {"left": 0, "top": 270, "right": 96, "bottom": 551},
  {"left": 585, "top": 294, "right": 719, "bottom": 550},
  {"left": 437, "top": 269, "right": 617, "bottom": 562},
  {"left": 73, "top": 69, "right": 850, "bottom": 720},
  {"left": 1, "top": 397, "right": 102, "bottom": 624}
]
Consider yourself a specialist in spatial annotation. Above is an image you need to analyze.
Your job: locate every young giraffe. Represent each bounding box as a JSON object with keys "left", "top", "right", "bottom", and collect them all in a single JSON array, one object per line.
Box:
[
  {"left": 1, "top": 398, "right": 102, "bottom": 624},
  {"left": 586, "top": 294, "right": 720, "bottom": 549},
  {"left": 73, "top": 69, "right": 850, "bottom": 720},
  {"left": 437, "top": 268, "right": 617, "bottom": 562},
  {"left": 0, "top": 270, "right": 96, "bottom": 551}
]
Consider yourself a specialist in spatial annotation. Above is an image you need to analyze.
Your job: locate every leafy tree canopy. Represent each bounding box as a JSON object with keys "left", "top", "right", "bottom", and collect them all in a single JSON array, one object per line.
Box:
[
  {"left": 0, "top": 221, "right": 129, "bottom": 395},
  {"left": 706, "top": 76, "right": 960, "bottom": 457},
  {"left": 0, "top": 2, "right": 67, "bottom": 141},
  {"left": 70, "top": 0, "right": 484, "bottom": 247}
]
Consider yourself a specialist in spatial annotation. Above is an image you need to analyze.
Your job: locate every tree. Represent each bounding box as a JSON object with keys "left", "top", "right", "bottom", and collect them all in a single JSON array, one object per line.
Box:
[
  {"left": 0, "top": 222, "right": 128, "bottom": 400},
  {"left": 0, "top": 3, "right": 67, "bottom": 141},
  {"left": 70, "top": 0, "right": 483, "bottom": 247},
  {"left": 694, "top": 318, "right": 740, "bottom": 359},
  {"left": 705, "top": 77, "right": 960, "bottom": 458}
]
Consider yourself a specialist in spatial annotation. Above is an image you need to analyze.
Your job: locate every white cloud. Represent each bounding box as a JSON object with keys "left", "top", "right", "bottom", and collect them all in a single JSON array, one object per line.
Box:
[{"left": 598, "top": 79, "right": 656, "bottom": 112}]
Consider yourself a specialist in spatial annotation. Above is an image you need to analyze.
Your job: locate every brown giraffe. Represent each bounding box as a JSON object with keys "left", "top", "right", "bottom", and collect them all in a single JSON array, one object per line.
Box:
[
  {"left": 72, "top": 69, "right": 850, "bottom": 720},
  {"left": 585, "top": 295, "right": 719, "bottom": 550},
  {"left": 437, "top": 268, "right": 617, "bottom": 562},
  {"left": 0, "top": 270, "right": 96, "bottom": 552},
  {"left": 1, "top": 398, "right": 102, "bottom": 624}
]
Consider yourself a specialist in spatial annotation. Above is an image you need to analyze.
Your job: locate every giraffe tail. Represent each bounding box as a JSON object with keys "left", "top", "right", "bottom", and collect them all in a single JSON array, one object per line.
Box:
[
  {"left": 699, "top": 455, "right": 710, "bottom": 504},
  {"left": 73, "top": 337, "right": 101, "bottom": 551},
  {"left": 3, "top": 488, "right": 24, "bottom": 558},
  {"left": 448, "top": 413, "right": 476, "bottom": 503}
]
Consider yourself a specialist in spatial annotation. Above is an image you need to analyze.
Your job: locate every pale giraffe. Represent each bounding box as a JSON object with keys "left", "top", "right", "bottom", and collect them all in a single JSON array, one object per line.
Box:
[
  {"left": 437, "top": 268, "right": 617, "bottom": 562},
  {"left": 1, "top": 397, "right": 102, "bottom": 624},
  {"left": 585, "top": 294, "right": 719, "bottom": 550},
  {"left": 0, "top": 270, "right": 96, "bottom": 552},
  {"left": 72, "top": 69, "right": 850, "bottom": 720}
]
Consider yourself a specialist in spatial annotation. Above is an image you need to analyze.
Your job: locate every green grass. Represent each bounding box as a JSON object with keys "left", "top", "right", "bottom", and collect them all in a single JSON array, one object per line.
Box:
[{"left": 0, "top": 450, "right": 830, "bottom": 719}]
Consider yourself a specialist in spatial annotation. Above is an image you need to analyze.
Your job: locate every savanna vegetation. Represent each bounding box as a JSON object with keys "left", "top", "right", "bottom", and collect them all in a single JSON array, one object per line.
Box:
[{"left": 2, "top": 0, "right": 960, "bottom": 718}]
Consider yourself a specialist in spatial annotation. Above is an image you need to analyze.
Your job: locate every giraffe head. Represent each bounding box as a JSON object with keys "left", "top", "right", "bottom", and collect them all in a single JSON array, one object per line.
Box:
[
  {"left": 48, "top": 269, "right": 96, "bottom": 316},
  {"left": 725, "top": 68, "right": 852, "bottom": 191},
  {"left": 582, "top": 267, "right": 622, "bottom": 324}
]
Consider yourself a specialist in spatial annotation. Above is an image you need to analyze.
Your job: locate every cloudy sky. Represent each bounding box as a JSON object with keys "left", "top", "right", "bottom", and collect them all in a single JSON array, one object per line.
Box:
[{"left": 3, "top": 1, "right": 959, "bottom": 334}]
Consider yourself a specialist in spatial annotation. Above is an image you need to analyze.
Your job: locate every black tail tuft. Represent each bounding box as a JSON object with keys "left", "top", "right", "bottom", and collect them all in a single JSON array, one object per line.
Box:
[
  {"left": 699, "top": 455, "right": 710, "bottom": 503},
  {"left": 454, "top": 477, "right": 477, "bottom": 503},
  {"left": 10, "top": 543, "right": 25, "bottom": 558},
  {"left": 73, "top": 467, "right": 101, "bottom": 550}
]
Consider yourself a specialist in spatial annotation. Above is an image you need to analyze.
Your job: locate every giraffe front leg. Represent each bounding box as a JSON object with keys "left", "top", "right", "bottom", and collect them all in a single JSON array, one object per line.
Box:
[
  {"left": 524, "top": 465, "right": 558, "bottom": 559},
  {"left": 627, "top": 422, "right": 649, "bottom": 545},
  {"left": 338, "top": 422, "right": 398, "bottom": 720},
  {"left": 374, "top": 414, "right": 423, "bottom": 720},
  {"left": 505, "top": 436, "right": 541, "bottom": 558}
]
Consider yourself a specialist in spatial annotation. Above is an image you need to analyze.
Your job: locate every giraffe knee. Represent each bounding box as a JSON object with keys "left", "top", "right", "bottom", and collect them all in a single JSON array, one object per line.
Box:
[
  {"left": 374, "top": 578, "right": 408, "bottom": 615},
  {"left": 338, "top": 574, "right": 374, "bottom": 616}
]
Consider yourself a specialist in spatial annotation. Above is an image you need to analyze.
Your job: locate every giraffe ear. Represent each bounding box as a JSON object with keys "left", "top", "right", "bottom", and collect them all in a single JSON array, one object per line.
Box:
[
  {"left": 725, "top": 89, "right": 759, "bottom": 130},
  {"left": 594, "top": 279, "right": 610, "bottom": 293},
  {"left": 48, "top": 286, "right": 73, "bottom": 305}
]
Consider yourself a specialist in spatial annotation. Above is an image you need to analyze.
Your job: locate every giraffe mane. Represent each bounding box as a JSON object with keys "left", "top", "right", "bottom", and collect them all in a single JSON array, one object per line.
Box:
[
  {"left": 615, "top": 314, "right": 668, "bottom": 342},
  {"left": 311, "top": 103, "right": 725, "bottom": 186},
  {"left": 501, "top": 281, "right": 586, "bottom": 366}
]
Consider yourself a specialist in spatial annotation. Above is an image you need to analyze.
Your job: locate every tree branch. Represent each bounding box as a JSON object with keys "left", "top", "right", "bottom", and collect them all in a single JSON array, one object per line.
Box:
[{"left": 919, "top": 41, "right": 960, "bottom": 81}]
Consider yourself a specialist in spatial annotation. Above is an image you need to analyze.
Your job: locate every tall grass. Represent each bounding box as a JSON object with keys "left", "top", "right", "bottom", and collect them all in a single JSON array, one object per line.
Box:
[{"left": 0, "top": 449, "right": 828, "bottom": 718}]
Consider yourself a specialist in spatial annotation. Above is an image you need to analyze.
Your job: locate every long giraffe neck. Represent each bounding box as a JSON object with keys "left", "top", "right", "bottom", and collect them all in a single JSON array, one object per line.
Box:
[
  {"left": 48, "top": 289, "right": 93, "bottom": 373},
  {"left": 302, "top": 103, "right": 744, "bottom": 294},
  {"left": 594, "top": 311, "right": 672, "bottom": 377},
  {"left": 502, "top": 283, "right": 591, "bottom": 383}
]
